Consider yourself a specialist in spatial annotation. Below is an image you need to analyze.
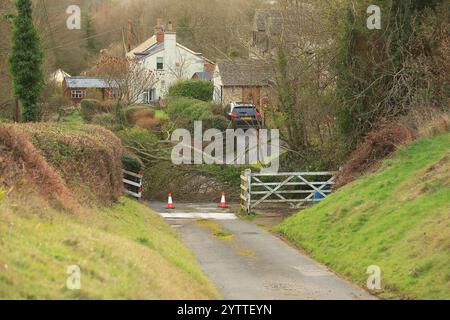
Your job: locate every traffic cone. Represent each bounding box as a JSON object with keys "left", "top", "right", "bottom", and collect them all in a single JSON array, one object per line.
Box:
[
  {"left": 167, "top": 194, "right": 175, "bottom": 209},
  {"left": 219, "top": 192, "right": 228, "bottom": 208}
]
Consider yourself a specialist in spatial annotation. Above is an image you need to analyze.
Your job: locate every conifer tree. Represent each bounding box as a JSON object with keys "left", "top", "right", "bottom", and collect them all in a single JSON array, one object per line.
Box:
[{"left": 9, "top": 0, "right": 44, "bottom": 122}]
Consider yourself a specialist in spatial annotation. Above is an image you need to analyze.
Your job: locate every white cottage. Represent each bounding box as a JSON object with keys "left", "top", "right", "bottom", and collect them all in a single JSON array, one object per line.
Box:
[{"left": 127, "top": 19, "right": 214, "bottom": 104}]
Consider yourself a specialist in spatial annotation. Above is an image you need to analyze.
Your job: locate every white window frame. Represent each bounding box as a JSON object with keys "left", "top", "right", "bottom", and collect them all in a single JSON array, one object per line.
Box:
[{"left": 71, "top": 90, "right": 84, "bottom": 99}]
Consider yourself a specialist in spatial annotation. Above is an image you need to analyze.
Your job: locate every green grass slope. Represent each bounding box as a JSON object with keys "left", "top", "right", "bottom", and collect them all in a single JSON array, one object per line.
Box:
[
  {"left": 277, "top": 132, "right": 450, "bottom": 299},
  {"left": 0, "top": 196, "right": 221, "bottom": 300}
]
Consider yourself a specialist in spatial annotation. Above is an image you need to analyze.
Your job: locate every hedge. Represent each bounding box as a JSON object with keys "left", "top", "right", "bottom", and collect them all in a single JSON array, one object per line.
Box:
[
  {"left": 80, "top": 99, "right": 114, "bottom": 122},
  {"left": 166, "top": 97, "right": 230, "bottom": 132},
  {"left": 168, "top": 80, "right": 213, "bottom": 102}
]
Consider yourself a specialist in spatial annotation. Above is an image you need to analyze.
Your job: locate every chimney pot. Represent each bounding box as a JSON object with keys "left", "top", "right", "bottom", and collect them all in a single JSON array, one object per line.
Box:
[
  {"left": 167, "top": 20, "right": 174, "bottom": 32},
  {"left": 154, "top": 17, "right": 164, "bottom": 43}
]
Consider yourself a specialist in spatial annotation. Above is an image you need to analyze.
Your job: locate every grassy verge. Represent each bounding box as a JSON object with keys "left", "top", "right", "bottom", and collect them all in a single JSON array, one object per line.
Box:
[
  {"left": 155, "top": 109, "right": 168, "bottom": 120},
  {"left": 276, "top": 132, "right": 450, "bottom": 299},
  {"left": 0, "top": 196, "right": 221, "bottom": 299},
  {"left": 61, "top": 111, "right": 84, "bottom": 124}
]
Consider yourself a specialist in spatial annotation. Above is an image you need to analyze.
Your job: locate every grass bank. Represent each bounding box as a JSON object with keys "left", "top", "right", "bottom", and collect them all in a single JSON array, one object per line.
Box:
[
  {"left": 0, "top": 122, "right": 220, "bottom": 300},
  {"left": 0, "top": 196, "right": 221, "bottom": 299},
  {"left": 276, "top": 132, "right": 450, "bottom": 299}
]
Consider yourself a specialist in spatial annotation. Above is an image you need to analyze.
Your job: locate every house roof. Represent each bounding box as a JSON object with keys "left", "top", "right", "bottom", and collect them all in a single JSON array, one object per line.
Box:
[
  {"left": 254, "top": 9, "right": 282, "bottom": 33},
  {"left": 193, "top": 71, "right": 212, "bottom": 81},
  {"left": 126, "top": 35, "right": 157, "bottom": 58},
  {"left": 64, "top": 76, "right": 119, "bottom": 89},
  {"left": 216, "top": 59, "right": 273, "bottom": 86},
  {"left": 126, "top": 34, "right": 215, "bottom": 64},
  {"left": 132, "top": 41, "right": 204, "bottom": 59},
  {"left": 141, "top": 42, "right": 165, "bottom": 55}
]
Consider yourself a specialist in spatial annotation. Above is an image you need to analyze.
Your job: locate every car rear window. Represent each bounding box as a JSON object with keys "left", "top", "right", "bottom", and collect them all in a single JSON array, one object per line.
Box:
[{"left": 234, "top": 107, "right": 257, "bottom": 114}]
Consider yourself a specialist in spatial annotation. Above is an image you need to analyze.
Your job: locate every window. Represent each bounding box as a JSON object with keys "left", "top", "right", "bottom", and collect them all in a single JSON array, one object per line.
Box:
[
  {"left": 71, "top": 90, "right": 84, "bottom": 99},
  {"left": 143, "top": 90, "right": 150, "bottom": 104},
  {"left": 143, "top": 89, "right": 156, "bottom": 104},
  {"left": 156, "top": 57, "right": 164, "bottom": 70}
]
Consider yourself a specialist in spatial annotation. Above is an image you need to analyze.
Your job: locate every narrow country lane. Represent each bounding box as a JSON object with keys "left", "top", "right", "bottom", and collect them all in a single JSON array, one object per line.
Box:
[{"left": 148, "top": 202, "right": 376, "bottom": 300}]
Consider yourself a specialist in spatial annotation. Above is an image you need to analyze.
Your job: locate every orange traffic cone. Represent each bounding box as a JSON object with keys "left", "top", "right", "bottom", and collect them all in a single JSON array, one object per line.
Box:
[
  {"left": 219, "top": 192, "right": 228, "bottom": 208},
  {"left": 167, "top": 194, "right": 175, "bottom": 209}
]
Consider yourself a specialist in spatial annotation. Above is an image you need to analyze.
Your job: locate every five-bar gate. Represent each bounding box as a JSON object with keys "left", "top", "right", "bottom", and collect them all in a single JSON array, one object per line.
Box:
[{"left": 240, "top": 169, "right": 336, "bottom": 212}]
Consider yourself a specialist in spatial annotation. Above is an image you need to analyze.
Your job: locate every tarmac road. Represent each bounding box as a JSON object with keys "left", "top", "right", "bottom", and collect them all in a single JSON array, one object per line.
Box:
[{"left": 148, "top": 201, "right": 376, "bottom": 300}]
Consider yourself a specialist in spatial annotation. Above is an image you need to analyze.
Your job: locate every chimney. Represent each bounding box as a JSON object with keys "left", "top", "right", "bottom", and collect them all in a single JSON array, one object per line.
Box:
[
  {"left": 167, "top": 20, "right": 174, "bottom": 32},
  {"left": 164, "top": 20, "right": 177, "bottom": 62},
  {"left": 154, "top": 18, "right": 164, "bottom": 43}
]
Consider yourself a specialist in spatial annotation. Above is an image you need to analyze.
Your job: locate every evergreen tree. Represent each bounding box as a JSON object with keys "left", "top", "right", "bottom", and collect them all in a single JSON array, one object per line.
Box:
[
  {"left": 9, "top": 0, "right": 44, "bottom": 122},
  {"left": 83, "top": 10, "right": 98, "bottom": 54}
]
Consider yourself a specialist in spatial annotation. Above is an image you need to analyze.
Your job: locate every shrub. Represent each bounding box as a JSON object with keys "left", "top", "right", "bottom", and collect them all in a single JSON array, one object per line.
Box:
[
  {"left": 133, "top": 108, "right": 155, "bottom": 120},
  {"left": 334, "top": 124, "right": 416, "bottom": 188},
  {"left": 99, "top": 100, "right": 116, "bottom": 113},
  {"left": 168, "top": 80, "right": 213, "bottom": 102},
  {"left": 166, "top": 97, "right": 230, "bottom": 132},
  {"left": 0, "top": 117, "right": 14, "bottom": 124},
  {"left": 122, "top": 153, "right": 144, "bottom": 172},
  {"left": 124, "top": 106, "right": 155, "bottom": 126},
  {"left": 48, "top": 94, "right": 70, "bottom": 109},
  {"left": 91, "top": 113, "right": 118, "bottom": 131},
  {"left": 400, "top": 107, "right": 450, "bottom": 138},
  {"left": 167, "top": 97, "right": 214, "bottom": 128},
  {"left": 80, "top": 99, "right": 114, "bottom": 122},
  {"left": 135, "top": 118, "right": 166, "bottom": 131},
  {"left": 80, "top": 99, "right": 101, "bottom": 122},
  {"left": 208, "top": 102, "right": 225, "bottom": 115},
  {"left": 207, "top": 115, "right": 229, "bottom": 131},
  {"left": 116, "top": 127, "right": 159, "bottom": 150}
]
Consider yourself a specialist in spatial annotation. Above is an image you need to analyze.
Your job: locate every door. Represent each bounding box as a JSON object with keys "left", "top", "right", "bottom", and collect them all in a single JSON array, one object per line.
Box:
[
  {"left": 242, "top": 87, "right": 261, "bottom": 106},
  {"left": 252, "top": 87, "right": 261, "bottom": 106}
]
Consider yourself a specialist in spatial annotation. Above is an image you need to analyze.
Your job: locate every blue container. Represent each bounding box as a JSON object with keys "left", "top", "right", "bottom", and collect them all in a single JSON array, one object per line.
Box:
[{"left": 313, "top": 191, "right": 325, "bottom": 203}]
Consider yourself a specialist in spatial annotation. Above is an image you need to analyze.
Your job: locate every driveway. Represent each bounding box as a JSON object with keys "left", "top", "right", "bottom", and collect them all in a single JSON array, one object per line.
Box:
[{"left": 148, "top": 201, "right": 375, "bottom": 300}]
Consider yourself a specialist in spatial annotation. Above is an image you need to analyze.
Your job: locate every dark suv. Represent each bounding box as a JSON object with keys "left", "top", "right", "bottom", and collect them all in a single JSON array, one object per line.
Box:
[{"left": 225, "top": 102, "right": 263, "bottom": 129}]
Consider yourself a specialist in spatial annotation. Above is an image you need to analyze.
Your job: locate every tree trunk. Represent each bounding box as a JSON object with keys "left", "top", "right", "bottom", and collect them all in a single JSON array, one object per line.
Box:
[{"left": 15, "top": 98, "right": 20, "bottom": 123}]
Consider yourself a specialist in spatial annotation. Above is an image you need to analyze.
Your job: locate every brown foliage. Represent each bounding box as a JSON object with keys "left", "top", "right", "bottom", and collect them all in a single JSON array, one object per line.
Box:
[
  {"left": 129, "top": 108, "right": 155, "bottom": 123},
  {"left": 126, "top": 107, "right": 168, "bottom": 131},
  {"left": 334, "top": 125, "right": 417, "bottom": 189},
  {"left": 401, "top": 107, "right": 450, "bottom": 138},
  {"left": 135, "top": 118, "right": 165, "bottom": 131},
  {"left": 0, "top": 124, "right": 78, "bottom": 210}
]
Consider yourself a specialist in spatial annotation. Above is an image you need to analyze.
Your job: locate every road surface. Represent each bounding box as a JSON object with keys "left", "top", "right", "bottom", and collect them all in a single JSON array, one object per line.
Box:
[{"left": 148, "top": 201, "right": 375, "bottom": 300}]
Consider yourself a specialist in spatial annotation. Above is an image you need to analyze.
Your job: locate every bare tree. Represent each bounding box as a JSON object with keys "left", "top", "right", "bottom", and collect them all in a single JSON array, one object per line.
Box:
[
  {"left": 92, "top": 54, "right": 160, "bottom": 107},
  {"left": 166, "top": 51, "right": 193, "bottom": 80},
  {"left": 232, "top": 0, "right": 338, "bottom": 162}
]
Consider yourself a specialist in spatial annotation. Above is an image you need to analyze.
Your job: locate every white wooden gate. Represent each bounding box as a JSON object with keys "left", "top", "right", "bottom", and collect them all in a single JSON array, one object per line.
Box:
[
  {"left": 123, "top": 170, "right": 143, "bottom": 200},
  {"left": 240, "top": 169, "right": 336, "bottom": 212}
]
